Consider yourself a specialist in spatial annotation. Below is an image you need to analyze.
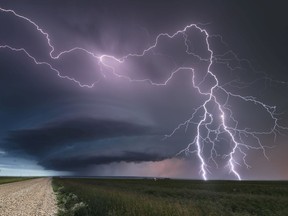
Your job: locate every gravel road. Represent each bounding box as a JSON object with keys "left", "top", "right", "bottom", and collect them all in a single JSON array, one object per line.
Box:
[{"left": 0, "top": 178, "right": 58, "bottom": 216}]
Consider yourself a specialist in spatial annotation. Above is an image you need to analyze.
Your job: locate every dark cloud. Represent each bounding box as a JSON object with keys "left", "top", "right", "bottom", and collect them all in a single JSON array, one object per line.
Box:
[
  {"left": 0, "top": 0, "right": 288, "bottom": 179},
  {"left": 39, "top": 151, "right": 169, "bottom": 171},
  {"left": 4, "top": 117, "right": 155, "bottom": 156}
]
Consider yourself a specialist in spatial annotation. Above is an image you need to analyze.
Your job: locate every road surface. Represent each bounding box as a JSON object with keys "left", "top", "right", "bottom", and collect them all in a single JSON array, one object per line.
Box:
[{"left": 0, "top": 178, "right": 57, "bottom": 216}]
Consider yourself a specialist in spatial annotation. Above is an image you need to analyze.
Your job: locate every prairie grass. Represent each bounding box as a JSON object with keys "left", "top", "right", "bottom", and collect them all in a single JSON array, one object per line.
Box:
[
  {"left": 0, "top": 177, "right": 33, "bottom": 185},
  {"left": 53, "top": 178, "right": 288, "bottom": 216}
]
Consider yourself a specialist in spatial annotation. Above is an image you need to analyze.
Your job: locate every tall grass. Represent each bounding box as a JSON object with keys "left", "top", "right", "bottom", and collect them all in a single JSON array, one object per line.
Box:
[{"left": 53, "top": 178, "right": 288, "bottom": 216}]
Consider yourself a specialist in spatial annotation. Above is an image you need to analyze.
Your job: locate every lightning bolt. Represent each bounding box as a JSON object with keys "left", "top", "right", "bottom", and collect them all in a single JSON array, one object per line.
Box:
[{"left": 1, "top": 7, "right": 287, "bottom": 180}]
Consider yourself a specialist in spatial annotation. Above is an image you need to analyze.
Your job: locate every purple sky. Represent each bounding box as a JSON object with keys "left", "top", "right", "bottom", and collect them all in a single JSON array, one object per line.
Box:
[{"left": 0, "top": 0, "right": 288, "bottom": 180}]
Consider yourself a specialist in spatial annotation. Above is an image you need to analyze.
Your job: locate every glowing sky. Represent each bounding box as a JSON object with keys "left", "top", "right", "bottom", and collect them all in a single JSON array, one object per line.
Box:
[{"left": 0, "top": 0, "right": 288, "bottom": 180}]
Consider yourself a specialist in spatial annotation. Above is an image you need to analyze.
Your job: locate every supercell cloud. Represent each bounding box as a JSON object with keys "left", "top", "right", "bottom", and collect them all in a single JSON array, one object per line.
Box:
[{"left": 0, "top": 0, "right": 288, "bottom": 180}]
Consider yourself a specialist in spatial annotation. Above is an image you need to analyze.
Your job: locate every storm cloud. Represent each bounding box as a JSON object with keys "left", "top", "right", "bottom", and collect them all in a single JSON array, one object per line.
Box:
[
  {"left": 39, "top": 151, "right": 169, "bottom": 171},
  {"left": 4, "top": 117, "right": 156, "bottom": 156},
  {"left": 0, "top": 0, "right": 288, "bottom": 179}
]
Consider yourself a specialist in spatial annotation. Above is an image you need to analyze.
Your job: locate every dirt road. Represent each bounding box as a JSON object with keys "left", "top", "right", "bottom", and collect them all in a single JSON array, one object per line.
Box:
[{"left": 0, "top": 178, "right": 57, "bottom": 216}]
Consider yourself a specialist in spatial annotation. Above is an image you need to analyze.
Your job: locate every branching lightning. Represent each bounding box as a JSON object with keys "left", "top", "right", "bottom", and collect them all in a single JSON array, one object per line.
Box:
[{"left": 1, "top": 7, "right": 287, "bottom": 180}]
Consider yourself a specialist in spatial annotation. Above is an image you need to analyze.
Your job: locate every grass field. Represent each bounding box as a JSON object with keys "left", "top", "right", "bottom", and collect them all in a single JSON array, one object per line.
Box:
[
  {"left": 0, "top": 177, "right": 33, "bottom": 185},
  {"left": 52, "top": 178, "right": 288, "bottom": 216}
]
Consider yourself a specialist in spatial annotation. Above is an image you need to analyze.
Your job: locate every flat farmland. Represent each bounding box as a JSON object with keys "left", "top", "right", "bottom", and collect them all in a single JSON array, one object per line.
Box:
[
  {"left": 0, "top": 177, "right": 33, "bottom": 185},
  {"left": 53, "top": 178, "right": 288, "bottom": 216}
]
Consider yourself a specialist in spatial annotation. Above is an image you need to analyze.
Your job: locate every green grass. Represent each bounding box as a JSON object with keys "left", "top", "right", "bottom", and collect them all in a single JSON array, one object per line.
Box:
[
  {"left": 0, "top": 177, "right": 33, "bottom": 185},
  {"left": 52, "top": 178, "right": 288, "bottom": 216}
]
